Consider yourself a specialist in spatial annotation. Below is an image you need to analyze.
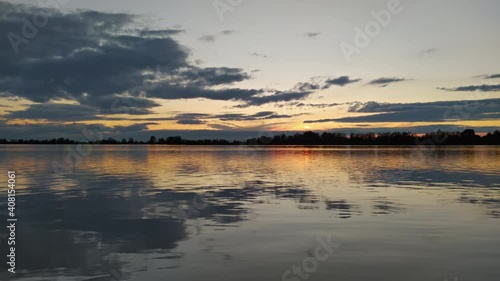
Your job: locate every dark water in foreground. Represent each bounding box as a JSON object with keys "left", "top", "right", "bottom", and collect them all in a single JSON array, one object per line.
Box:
[{"left": 0, "top": 145, "right": 499, "bottom": 281}]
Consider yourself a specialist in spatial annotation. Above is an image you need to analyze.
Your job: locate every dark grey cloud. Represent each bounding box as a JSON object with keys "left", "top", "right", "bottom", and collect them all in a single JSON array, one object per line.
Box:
[
  {"left": 236, "top": 91, "right": 313, "bottom": 108},
  {"left": 181, "top": 67, "right": 251, "bottom": 86},
  {"left": 176, "top": 119, "right": 206, "bottom": 125},
  {"left": 4, "top": 96, "right": 163, "bottom": 122},
  {"left": 250, "top": 52, "right": 268, "bottom": 58},
  {"left": 438, "top": 84, "right": 500, "bottom": 92},
  {"left": 322, "top": 125, "right": 500, "bottom": 135},
  {"left": 229, "top": 77, "right": 359, "bottom": 108},
  {"left": 293, "top": 102, "right": 342, "bottom": 108},
  {"left": 324, "top": 76, "right": 361, "bottom": 87},
  {"left": 80, "top": 95, "right": 162, "bottom": 115},
  {"left": 145, "top": 79, "right": 320, "bottom": 108},
  {"left": 0, "top": 2, "right": 188, "bottom": 104},
  {"left": 418, "top": 48, "right": 438, "bottom": 56},
  {"left": 138, "top": 29, "right": 185, "bottom": 37},
  {"left": 199, "top": 35, "right": 216, "bottom": 42},
  {"left": 175, "top": 113, "right": 211, "bottom": 120},
  {"left": 198, "top": 30, "right": 236, "bottom": 43},
  {"left": 168, "top": 111, "right": 304, "bottom": 124},
  {"left": 304, "top": 32, "right": 321, "bottom": 38},
  {"left": 251, "top": 111, "right": 274, "bottom": 118},
  {"left": 0, "top": 1, "right": 323, "bottom": 124},
  {"left": 0, "top": 122, "right": 152, "bottom": 141},
  {"left": 96, "top": 111, "right": 304, "bottom": 125},
  {"left": 366, "top": 77, "right": 407, "bottom": 87},
  {"left": 215, "top": 111, "right": 301, "bottom": 121},
  {"left": 147, "top": 85, "right": 263, "bottom": 102},
  {"left": 220, "top": 30, "right": 236, "bottom": 35},
  {"left": 6, "top": 103, "right": 98, "bottom": 121},
  {"left": 484, "top": 74, "right": 500, "bottom": 79},
  {"left": 304, "top": 98, "right": 500, "bottom": 123}
]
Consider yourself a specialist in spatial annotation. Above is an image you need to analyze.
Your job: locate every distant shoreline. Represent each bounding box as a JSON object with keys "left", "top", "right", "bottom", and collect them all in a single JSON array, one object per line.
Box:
[
  {"left": 1, "top": 130, "right": 499, "bottom": 145},
  {"left": 0, "top": 142, "right": 500, "bottom": 147}
]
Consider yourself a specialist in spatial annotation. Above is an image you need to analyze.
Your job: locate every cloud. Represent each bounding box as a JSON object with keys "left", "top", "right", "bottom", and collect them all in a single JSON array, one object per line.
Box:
[
  {"left": 484, "top": 74, "right": 500, "bottom": 79},
  {"left": 1, "top": 122, "right": 498, "bottom": 141},
  {"left": 168, "top": 111, "right": 304, "bottom": 124},
  {"left": 92, "top": 111, "right": 306, "bottom": 125},
  {"left": 181, "top": 67, "right": 251, "bottom": 86},
  {"left": 4, "top": 97, "right": 165, "bottom": 122},
  {"left": 199, "top": 30, "right": 236, "bottom": 43},
  {"left": 304, "top": 32, "right": 321, "bottom": 38},
  {"left": 79, "top": 95, "right": 162, "bottom": 115},
  {"left": 293, "top": 102, "right": 342, "bottom": 109},
  {"left": 418, "top": 48, "right": 438, "bottom": 56},
  {"left": 250, "top": 52, "right": 268, "bottom": 58},
  {"left": 304, "top": 98, "right": 500, "bottom": 123},
  {"left": 0, "top": 1, "right": 325, "bottom": 124},
  {"left": 215, "top": 111, "right": 302, "bottom": 121},
  {"left": 321, "top": 125, "right": 500, "bottom": 135},
  {"left": 0, "top": 122, "right": 152, "bottom": 141},
  {"left": 138, "top": 29, "right": 185, "bottom": 37},
  {"left": 366, "top": 77, "right": 407, "bottom": 87},
  {"left": 0, "top": 2, "right": 188, "bottom": 105},
  {"left": 199, "top": 35, "right": 216, "bottom": 42},
  {"left": 438, "top": 84, "right": 500, "bottom": 92},
  {"left": 324, "top": 76, "right": 361, "bottom": 87},
  {"left": 220, "top": 30, "right": 236, "bottom": 35},
  {"left": 176, "top": 119, "right": 206, "bottom": 125},
  {"left": 6, "top": 103, "right": 99, "bottom": 121},
  {"left": 235, "top": 91, "right": 313, "bottom": 108}
]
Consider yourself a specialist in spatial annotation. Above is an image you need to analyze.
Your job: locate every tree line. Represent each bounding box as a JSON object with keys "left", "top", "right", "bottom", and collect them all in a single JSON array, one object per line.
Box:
[{"left": 1, "top": 129, "right": 499, "bottom": 145}]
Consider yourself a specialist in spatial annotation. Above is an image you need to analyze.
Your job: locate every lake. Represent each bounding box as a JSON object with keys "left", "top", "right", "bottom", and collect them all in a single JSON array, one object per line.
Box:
[{"left": 0, "top": 145, "right": 499, "bottom": 281}]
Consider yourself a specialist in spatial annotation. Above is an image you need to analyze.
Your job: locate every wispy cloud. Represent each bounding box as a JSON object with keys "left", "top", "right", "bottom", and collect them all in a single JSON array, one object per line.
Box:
[
  {"left": 483, "top": 74, "right": 500, "bottom": 79},
  {"left": 199, "top": 30, "right": 237, "bottom": 42},
  {"left": 438, "top": 84, "right": 500, "bottom": 92},
  {"left": 304, "top": 98, "right": 500, "bottom": 123},
  {"left": 171, "top": 111, "right": 306, "bottom": 125},
  {"left": 250, "top": 52, "right": 268, "bottom": 58},
  {"left": 286, "top": 102, "right": 342, "bottom": 109},
  {"left": 220, "top": 30, "right": 236, "bottom": 35},
  {"left": 177, "top": 119, "right": 207, "bottom": 125},
  {"left": 418, "top": 48, "right": 438, "bottom": 56},
  {"left": 324, "top": 76, "right": 361, "bottom": 87},
  {"left": 304, "top": 32, "right": 321, "bottom": 38},
  {"left": 199, "top": 35, "right": 216, "bottom": 42},
  {"left": 139, "top": 29, "right": 185, "bottom": 37},
  {"left": 366, "top": 77, "right": 408, "bottom": 87}
]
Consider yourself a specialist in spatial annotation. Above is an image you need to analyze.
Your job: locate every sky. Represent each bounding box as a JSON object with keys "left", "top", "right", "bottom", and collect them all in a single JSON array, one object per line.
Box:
[{"left": 0, "top": 0, "right": 499, "bottom": 140}]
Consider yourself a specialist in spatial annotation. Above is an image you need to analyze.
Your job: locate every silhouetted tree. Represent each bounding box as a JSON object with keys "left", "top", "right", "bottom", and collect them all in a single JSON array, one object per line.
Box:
[{"left": 148, "top": 136, "right": 157, "bottom": 144}]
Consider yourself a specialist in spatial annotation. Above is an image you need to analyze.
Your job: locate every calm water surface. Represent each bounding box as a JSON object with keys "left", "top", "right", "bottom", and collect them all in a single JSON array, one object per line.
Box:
[{"left": 0, "top": 145, "right": 499, "bottom": 281}]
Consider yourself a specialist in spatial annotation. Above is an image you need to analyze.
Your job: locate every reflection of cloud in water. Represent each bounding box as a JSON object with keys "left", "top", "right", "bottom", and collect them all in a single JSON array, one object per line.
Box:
[
  {"left": 324, "top": 200, "right": 361, "bottom": 219},
  {"left": 375, "top": 169, "right": 500, "bottom": 189},
  {"left": 4, "top": 170, "right": 322, "bottom": 278},
  {"left": 2, "top": 146, "right": 499, "bottom": 280},
  {"left": 458, "top": 195, "right": 500, "bottom": 218},
  {"left": 371, "top": 197, "right": 405, "bottom": 215}
]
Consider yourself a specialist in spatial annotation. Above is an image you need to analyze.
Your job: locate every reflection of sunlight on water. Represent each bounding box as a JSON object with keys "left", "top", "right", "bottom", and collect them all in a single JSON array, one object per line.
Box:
[{"left": 0, "top": 146, "right": 499, "bottom": 281}]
